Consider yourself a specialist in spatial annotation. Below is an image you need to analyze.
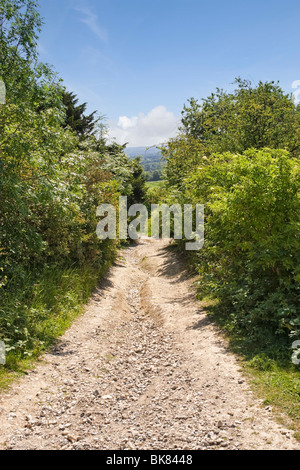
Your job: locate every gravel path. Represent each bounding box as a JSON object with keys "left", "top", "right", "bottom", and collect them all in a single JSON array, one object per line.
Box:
[{"left": 0, "top": 238, "right": 299, "bottom": 450}]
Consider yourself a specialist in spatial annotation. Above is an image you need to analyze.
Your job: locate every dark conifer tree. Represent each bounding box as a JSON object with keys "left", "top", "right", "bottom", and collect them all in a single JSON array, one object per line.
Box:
[{"left": 62, "top": 90, "right": 98, "bottom": 139}]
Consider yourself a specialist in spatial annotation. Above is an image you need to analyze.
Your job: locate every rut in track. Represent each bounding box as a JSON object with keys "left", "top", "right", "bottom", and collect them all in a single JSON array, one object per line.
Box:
[{"left": 0, "top": 238, "right": 299, "bottom": 450}]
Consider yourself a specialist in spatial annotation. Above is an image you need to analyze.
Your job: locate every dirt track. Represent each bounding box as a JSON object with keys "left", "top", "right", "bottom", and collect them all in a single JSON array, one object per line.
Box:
[{"left": 0, "top": 238, "right": 299, "bottom": 450}]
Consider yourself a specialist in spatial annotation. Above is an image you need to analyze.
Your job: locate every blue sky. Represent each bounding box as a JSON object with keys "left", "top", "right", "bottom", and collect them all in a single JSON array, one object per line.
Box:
[{"left": 38, "top": 0, "right": 300, "bottom": 146}]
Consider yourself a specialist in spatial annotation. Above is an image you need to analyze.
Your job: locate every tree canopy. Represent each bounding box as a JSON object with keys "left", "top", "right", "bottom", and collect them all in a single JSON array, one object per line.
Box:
[{"left": 181, "top": 78, "right": 300, "bottom": 155}]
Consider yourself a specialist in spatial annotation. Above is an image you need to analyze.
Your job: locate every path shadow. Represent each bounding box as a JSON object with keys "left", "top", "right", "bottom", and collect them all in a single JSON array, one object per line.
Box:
[
  {"left": 186, "top": 316, "right": 231, "bottom": 354},
  {"left": 48, "top": 340, "right": 75, "bottom": 357},
  {"left": 156, "top": 245, "right": 196, "bottom": 284},
  {"left": 96, "top": 273, "right": 114, "bottom": 292},
  {"left": 186, "top": 316, "right": 213, "bottom": 330}
]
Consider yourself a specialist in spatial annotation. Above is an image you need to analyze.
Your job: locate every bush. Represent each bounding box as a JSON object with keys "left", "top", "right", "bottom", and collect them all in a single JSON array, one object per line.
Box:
[
  {"left": 184, "top": 148, "right": 300, "bottom": 339},
  {"left": 0, "top": 0, "right": 147, "bottom": 361}
]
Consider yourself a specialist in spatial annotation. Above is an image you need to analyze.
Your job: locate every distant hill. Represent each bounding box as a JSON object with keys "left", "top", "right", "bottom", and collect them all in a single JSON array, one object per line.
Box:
[
  {"left": 124, "top": 147, "right": 165, "bottom": 182},
  {"left": 124, "top": 147, "right": 162, "bottom": 159}
]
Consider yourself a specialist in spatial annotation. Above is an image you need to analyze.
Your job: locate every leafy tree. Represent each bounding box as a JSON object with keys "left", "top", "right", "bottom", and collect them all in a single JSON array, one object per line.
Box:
[
  {"left": 0, "top": 0, "right": 41, "bottom": 72},
  {"left": 161, "top": 135, "right": 207, "bottom": 188},
  {"left": 151, "top": 170, "right": 161, "bottom": 182},
  {"left": 128, "top": 157, "right": 147, "bottom": 205},
  {"left": 180, "top": 78, "right": 300, "bottom": 156}
]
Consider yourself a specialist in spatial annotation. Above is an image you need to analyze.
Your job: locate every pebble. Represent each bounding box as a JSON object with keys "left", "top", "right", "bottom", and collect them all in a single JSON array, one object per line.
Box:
[{"left": 0, "top": 245, "right": 297, "bottom": 451}]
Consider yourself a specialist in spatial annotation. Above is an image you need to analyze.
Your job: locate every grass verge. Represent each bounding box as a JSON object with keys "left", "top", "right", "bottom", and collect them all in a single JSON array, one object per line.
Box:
[
  {"left": 0, "top": 253, "right": 116, "bottom": 390},
  {"left": 146, "top": 180, "right": 165, "bottom": 188}
]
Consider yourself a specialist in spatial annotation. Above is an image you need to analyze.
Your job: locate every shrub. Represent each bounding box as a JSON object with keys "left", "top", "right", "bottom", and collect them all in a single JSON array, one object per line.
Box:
[{"left": 185, "top": 148, "right": 300, "bottom": 339}]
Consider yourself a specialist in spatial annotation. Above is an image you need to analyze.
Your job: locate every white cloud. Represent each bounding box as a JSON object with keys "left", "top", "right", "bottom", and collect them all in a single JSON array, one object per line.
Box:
[
  {"left": 108, "top": 106, "right": 180, "bottom": 147},
  {"left": 75, "top": 7, "right": 107, "bottom": 42}
]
